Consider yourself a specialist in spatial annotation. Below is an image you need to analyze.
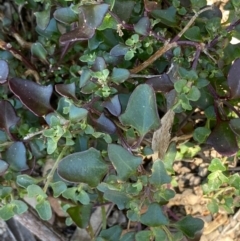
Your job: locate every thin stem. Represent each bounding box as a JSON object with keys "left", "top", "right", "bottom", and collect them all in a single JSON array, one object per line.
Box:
[
  {"left": 222, "top": 99, "right": 240, "bottom": 118},
  {"left": 192, "top": 47, "right": 201, "bottom": 70},
  {"left": 130, "top": 41, "right": 178, "bottom": 74},
  {"left": 43, "top": 146, "right": 68, "bottom": 193},
  {"left": 23, "top": 129, "right": 46, "bottom": 141},
  {"left": 171, "top": 6, "right": 213, "bottom": 42},
  {"left": 130, "top": 74, "right": 163, "bottom": 78}
]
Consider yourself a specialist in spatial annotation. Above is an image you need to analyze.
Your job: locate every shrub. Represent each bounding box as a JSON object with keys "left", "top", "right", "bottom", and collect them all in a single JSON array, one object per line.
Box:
[{"left": 0, "top": 0, "right": 240, "bottom": 240}]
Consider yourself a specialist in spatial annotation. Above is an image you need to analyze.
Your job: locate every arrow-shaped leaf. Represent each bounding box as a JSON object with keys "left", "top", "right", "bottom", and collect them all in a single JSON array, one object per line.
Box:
[
  {"left": 119, "top": 84, "right": 160, "bottom": 136},
  {"left": 108, "top": 144, "right": 142, "bottom": 180},
  {"left": 9, "top": 78, "right": 53, "bottom": 116}
]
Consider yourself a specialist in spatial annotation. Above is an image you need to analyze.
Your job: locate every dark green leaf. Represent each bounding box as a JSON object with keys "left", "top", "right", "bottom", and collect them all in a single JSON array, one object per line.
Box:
[
  {"left": 111, "top": 0, "right": 135, "bottom": 22},
  {"left": 69, "top": 105, "right": 88, "bottom": 122},
  {"left": 111, "top": 68, "right": 130, "bottom": 83},
  {"left": 102, "top": 189, "right": 130, "bottom": 210},
  {"left": 67, "top": 204, "right": 92, "bottom": 228},
  {"left": 58, "top": 148, "right": 108, "bottom": 186},
  {"left": 206, "top": 121, "right": 238, "bottom": 156},
  {"left": 0, "top": 59, "right": 9, "bottom": 84},
  {"left": 110, "top": 44, "right": 129, "bottom": 56},
  {"left": 149, "top": 160, "right": 171, "bottom": 185},
  {"left": 119, "top": 84, "right": 160, "bottom": 136},
  {"left": 176, "top": 215, "right": 204, "bottom": 238},
  {"left": 134, "top": 17, "right": 150, "bottom": 36},
  {"left": 31, "top": 42, "right": 48, "bottom": 64},
  {"left": 152, "top": 227, "right": 167, "bottom": 241},
  {"left": 135, "top": 231, "right": 152, "bottom": 241},
  {"left": 193, "top": 127, "right": 211, "bottom": 143},
  {"left": 184, "top": 26, "right": 201, "bottom": 41},
  {"left": 5, "top": 142, "right": 29, "bottom": 171},
  {"left": 53, "top": 7, "right": 78, "bottom": 24},
  {"left": 35, "top": 9, "right": 50, "bottom": 30},
  {"left": 120, "top": 232, "right": 135, "bottom": 241},
  {"left": 140, "top": 203, "right": 168, "bottom": 226},
  {"left": 108, "top": 144, "right": 142, "bottom": 180},
  {"left": 230, "top": 118, "right": 240, "bottom": 136},
  {"left": 151, "top": 7, "right": 177, "bottom": 27},
  {"left": 9, "top": 78, "right": 53, "bottom": 116},
  {"left": 80, "top": 4, "right": 109, "bottom": 29},
  {"left": 99, "top": 225, "right": 122, "bottom": 241},
  {"left": 163, "top": 142, "right": 177, "bottom": 174}
]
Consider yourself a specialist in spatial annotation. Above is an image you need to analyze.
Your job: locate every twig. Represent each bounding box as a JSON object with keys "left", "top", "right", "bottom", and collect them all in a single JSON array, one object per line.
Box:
[
  {"left": 171, "top": 6, "right": 213, "bottom": 42},
  {"left": 14, "top": 210, "right": 66, "bottom": 241},
  {"left": 130, "top": 6, "right": 213, "bottom": 74}
]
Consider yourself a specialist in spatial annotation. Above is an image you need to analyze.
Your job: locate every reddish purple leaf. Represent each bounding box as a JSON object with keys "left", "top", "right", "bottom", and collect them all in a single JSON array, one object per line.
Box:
[
  {"left": 92, "top": 57, "right": 106, "bottom": 72},
  {"left": 0, "top": 100, "right": 20, "bottom": 139},
  {"left": 59, "top": 25, "right": 95, "bottom": 45},
  {"left": 227, "top": 58, "right": 240, "bottom": 99},
  {"left": 9, "top": 78, "right": 53, "bottom": 116},
  {"left": 0, "top": 60, "right": 9, "bottom": 84},
  {"left": 102, "top": 95, "right": 121, "bottom": 117},
  {"left": 146, "top": 74, "right": 174, "bottom": 93},
  {"left": 206, "top": 121, "right": 238, "bottom": 156},
  {"left": 55, "top": 83, "right": 77, "bottom": 101},
  {"left": 96, "top": 114, "right": 116, "bottom": 134}
]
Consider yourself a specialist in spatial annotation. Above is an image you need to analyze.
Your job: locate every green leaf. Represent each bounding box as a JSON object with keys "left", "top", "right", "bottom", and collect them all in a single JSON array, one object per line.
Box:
[
  {"left": 184, "top": 26, "right": 201, "bottom": 41},
  {"left": 50, "top": 181, "right": 67, "bottom": 198},
  {"left": 62, "top": 187, "right": 77, "bottom": 202},
  {"left": 99, "top": 225, "right": 122, "bottom": 241},
  {"left": 80, "top": 4, "right": 109, "bottom": 29},
  {"left": 58, "top": 148, "right": 108, "bottom": 186},
  {"left": 108, "top": 144, "right": 142, "bottom": 180},
  {"left": 35, "top": 9, "right": 50, "bottom": 30},
  {"left": 149, "top": 160, "right": 171, "bottom": 185},
  {"left": 120, "top": 232, "right": 135, "bottom": 241},
  {"left": 174, "top": 79, "right": 187, "bottom": 93},
  {"left": 67, "top": 204, "right": 92, "bottom": 228},
  {"left": 111, "top": 68, "right": 130, "bottom": 84},
  {"left": 152, "top": 227, "right": 167, "bottom": 241},
  {"left": 207, "top": 199, "right": 219, "bottom": 214},
  {"left": 5, "top": 142, "right": 29, "bottom": 171},
  {"left": 187, "top": 86, "right": 201, "bottom": 101},
  {"left": 140, "top": 203, "right": 168, "bottom": 226},
  {"left": 0, "top": 204, "right": 15, "bottom": 220},
  {"left": 17, "top": 175, "right": 40, "bottom": 188},
  {"left": 135, "top": 231, "right": 152, "bottom": 241},
  {"left": 134, "top": 17, "right": 150, "bottom": 36},
  {"left": 193, "top": 127, "right": 211, "bottom": 143},
  {"left": 163, "top": 142, "right": 177, "bottom": 174},
  {"left": 69, "top": 105, "right": 88, "bottom": 122},
  {"left": 0, "top": 159, "right": 8, "bottom": 175},
  {"left": 190, "top": 0, "right": 206, "bottom": 10},
  {"left": 12, "top": 200, "right": 28, "bottom": 215},
  {"left": 53, "top": 7, "right": 78, "bottom": 24},
  {"left": 176, "top": 215, "right": 204, "bottom": 238},
  {"left": 31, "top": 42, "right": 48, "bottom": 64},
  {"left": 27, "top": 184, "right": 47, "bottom": 198},
  {"left": 76, "top": 189, "right": 90, "bottom": 205},
  {"left": 35, "top": 200, "right": 52, "bottom": 220},
  {"left": 119, "top": 84, "right": 160, "bottom": 136},
  {"left": 208, "top": 158, "right": 226, "bottom": 172},
  {"left": 97, "top": 13, "right": 117, "bottom": 30},
  {"left": 151, "top": 7, "right": 177, "bottom": 27},
  {"left": 102, "top": 189, "right": 130, "bottom": 210},
  {"left": 230, "top": 118, "right": 240, "bottom": 136}
]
